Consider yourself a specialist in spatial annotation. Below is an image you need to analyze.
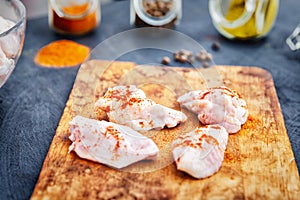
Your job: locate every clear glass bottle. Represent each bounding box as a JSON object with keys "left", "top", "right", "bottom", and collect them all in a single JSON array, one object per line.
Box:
[
  {"left": 48, "top": 0, "right": 100, "bottom": 35},
  {"left": 130, "top": 0, "right": 182, "bottom": 28},
  {"left": 209, "top": 0, "right": 280, "bottom": 40}
]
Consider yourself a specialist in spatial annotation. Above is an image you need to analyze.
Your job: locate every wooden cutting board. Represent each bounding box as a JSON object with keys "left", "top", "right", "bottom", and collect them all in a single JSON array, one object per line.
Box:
[{"left": 31, "top": 60, "right": 300, "bottom": 200}]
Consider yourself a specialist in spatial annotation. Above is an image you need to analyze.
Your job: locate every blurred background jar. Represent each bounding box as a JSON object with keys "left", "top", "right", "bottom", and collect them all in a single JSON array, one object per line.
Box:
[
  {"left": 48, "top": 0, "right": 100, "bottom": 36},
  {"left": 130, "top": 0, "right": 182, "bottom": 28},
  {"left": 209, "top": 0, "right": 279, "bottom": 40}
]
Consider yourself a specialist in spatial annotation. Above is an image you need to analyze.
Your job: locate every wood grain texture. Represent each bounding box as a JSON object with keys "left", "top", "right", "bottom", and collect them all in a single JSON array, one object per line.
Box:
[{"left": 31, "top": 60, "right": 300, "bottom": 200}]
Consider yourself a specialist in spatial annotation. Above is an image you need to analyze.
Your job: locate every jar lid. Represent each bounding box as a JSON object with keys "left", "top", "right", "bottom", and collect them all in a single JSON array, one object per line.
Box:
[{"left": 133, "top": 0, "right": 177, "bottom": 26}]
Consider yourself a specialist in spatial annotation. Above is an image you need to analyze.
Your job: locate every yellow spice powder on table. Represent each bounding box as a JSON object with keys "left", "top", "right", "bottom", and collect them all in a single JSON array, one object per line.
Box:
[{"left": 34, "top": 40, "right": 90, "bottom": 68}]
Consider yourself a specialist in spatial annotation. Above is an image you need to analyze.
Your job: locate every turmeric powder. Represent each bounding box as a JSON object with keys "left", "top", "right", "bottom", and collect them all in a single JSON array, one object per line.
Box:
[
  {"left": 63, "top": 3, "right": 89, "bottom": 15},
  {"left": 49, "top": 1, "right": 100, "bottom": 35},
  {"left": 34, "top": 40, "right": 90, "bottom": 68}
]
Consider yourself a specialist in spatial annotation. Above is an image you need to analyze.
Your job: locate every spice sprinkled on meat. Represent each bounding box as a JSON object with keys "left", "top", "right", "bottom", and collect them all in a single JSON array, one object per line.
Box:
[
  {"left": 177, "top": 86, "right": 248, "bottom": 133},
  {"left": 172, "top": 125, "right": 228, "bottom": 179},
  {"left": 69, "top": 116, "right": 159, "bottom": 169},
  {"left": 95, "top": 85, "right": 187, "bottom": 131}
]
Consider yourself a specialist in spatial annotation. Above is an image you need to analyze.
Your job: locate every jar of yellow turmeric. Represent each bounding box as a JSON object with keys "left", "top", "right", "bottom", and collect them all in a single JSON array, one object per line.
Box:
[
  {"left": 209, "top": 0, "right": 279, "bottom": 40},
  {"left": 48, "top": 0, "right": 100, "bottom": 36}
]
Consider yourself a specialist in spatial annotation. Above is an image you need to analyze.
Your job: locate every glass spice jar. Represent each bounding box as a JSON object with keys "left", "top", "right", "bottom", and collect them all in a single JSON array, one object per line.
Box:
[
  {"left": 130, "top": 0, "right": 182, "bottom": 28},
  {"left": 209, "top": 0, "right": 280, "bottom": 40},
  {"left": 48, "top": 0, "right": 100, "bottom": 36}
]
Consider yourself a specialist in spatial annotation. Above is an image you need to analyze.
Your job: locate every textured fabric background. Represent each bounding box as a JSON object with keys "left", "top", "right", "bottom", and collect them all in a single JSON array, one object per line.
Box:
[{"left": 0, "top": 0, "right": 299, "bottom": 199}]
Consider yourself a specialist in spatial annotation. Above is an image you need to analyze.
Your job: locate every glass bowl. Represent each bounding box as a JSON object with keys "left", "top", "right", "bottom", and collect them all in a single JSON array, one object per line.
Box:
[{"left": 0, "top": 0, "right": 26, "bottom": 88}]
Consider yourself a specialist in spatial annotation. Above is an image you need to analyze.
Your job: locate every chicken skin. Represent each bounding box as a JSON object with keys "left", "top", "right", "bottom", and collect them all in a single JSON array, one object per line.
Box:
[
  {"left": 69, "top": 116, "right": 159, "bottom": 169},
  {"left": 172, "top": 125, "right": 228, "bottom": 179},
  {"left": 177, "top": 86, "right": 248, "bottom": 133},
  {"left": 95, "top": 85, "right": 187, "bottom": 131}
]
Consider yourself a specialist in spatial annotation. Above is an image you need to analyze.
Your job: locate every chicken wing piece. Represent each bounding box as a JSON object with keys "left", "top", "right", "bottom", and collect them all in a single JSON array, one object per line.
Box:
[
  {"left": 95, "top": 85, "right": 187, "bottom": 131},
  {"left": 172, "top": 125, "right": 228, "bottom": 179},
  {"left": 0, "top": 16, "right": 20, "bottom": 58},
  {"left": 0, "top": 47, "right": 14, "bottom": 76},
  {"left": 177, "top": 86, "right": 248, "bottom": 133},
  {"left": 69, "top": 116, "right": 159, "bottom": 169}
]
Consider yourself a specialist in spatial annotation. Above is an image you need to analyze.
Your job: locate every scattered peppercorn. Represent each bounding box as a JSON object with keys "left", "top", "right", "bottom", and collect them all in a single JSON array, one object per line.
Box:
[
  {"left": 196, "top": 50, "right": 212, "bottom": 62},
  {"left": 202, "top": 61, "right": 209, "bottom": 68},
  {"left": 166, "top": 48, "right": 214, "bottom": 68},
  {"left": 161, "top": 56, "right": 171, "bottom": 65},
  {"left": 211, "top": 42, "right": 221, "bottom": 51},
  {"left": 196, "top": 52, "right": 206, "bottom": 61},
  {"left": 173, "top": 49, "right": 193, "bottom": 63}
]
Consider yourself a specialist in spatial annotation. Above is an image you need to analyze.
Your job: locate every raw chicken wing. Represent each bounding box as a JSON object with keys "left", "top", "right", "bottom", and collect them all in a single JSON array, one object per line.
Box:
[
  {"left": 95, "top": 85, "right": 187, "bottom": 131},
  {"left": 172, "top": 125, "right": 228, "bottom": 179},
  {"left": 69, "top": 116, "right": 159, "bottom": 169},
  {"left": 0, "top": 16, "right": 20, "bottom": 58},
  {"left": 178, "top": 86, "right": 248, "bottom": 133}
]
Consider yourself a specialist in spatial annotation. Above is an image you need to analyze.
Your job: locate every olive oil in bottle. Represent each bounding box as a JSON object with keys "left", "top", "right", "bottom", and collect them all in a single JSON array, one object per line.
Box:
[{"left": 209, "top": 0, "right": 279, "bottom": 40}]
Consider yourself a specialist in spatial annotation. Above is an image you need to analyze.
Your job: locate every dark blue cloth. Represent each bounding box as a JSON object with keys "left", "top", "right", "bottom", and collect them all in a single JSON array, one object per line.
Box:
[{"left": 0, "top": 0, "right": 299, "bottom": 199}]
